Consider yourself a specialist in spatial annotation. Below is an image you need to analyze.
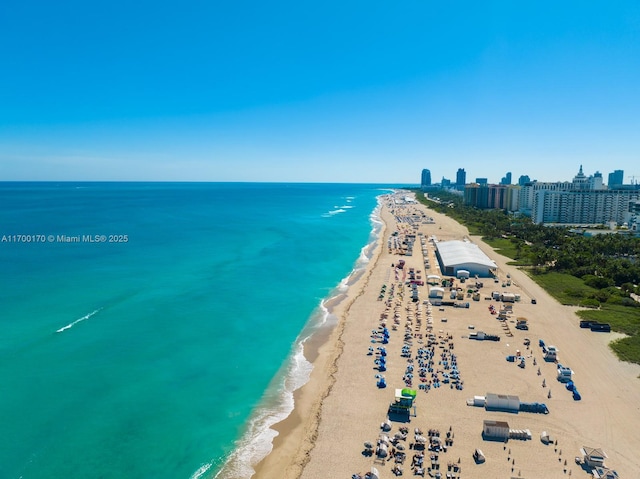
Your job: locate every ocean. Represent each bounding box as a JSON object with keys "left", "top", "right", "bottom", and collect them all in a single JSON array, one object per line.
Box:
[{"left": 0, "top": 182, "right": 393, "bottom": 479}]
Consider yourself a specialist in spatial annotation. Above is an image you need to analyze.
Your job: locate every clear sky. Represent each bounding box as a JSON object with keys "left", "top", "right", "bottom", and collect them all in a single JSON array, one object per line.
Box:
[{"left": 1, "top": 1, "right": 639, "bottom": 184}]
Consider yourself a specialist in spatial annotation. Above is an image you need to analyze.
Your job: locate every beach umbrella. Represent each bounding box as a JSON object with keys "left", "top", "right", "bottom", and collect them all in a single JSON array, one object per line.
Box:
[{"left": 370, "top": 467, "right": 380, "bottom": 479}]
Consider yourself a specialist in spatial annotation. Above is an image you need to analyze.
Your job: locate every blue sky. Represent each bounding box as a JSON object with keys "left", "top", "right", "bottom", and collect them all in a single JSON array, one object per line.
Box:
[{"left": 1, "top": 1, "right": 639, "bottom": 183}]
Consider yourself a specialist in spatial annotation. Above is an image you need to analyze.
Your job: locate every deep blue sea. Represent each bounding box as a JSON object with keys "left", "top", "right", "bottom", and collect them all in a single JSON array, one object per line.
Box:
[{"left": 0, "top": 182, "right": 394, "bottom": 479}]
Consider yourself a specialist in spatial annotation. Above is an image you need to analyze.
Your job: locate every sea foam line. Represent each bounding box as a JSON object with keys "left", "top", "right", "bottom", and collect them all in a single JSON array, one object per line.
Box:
[
  {"left": 321, "top": 208, "right": 347, "bottom": 217},
  {"left": 210, "top": 338, "right": 314, "bottom": 479},
  {"left": 189, "top": 462, "right": 212, "bottom": 479},
  {"left": 207, "top": 194, "right": 385, "bottom": 479},
  {"left": 56, "top": 309, "right": 101, "bottom": 333}
]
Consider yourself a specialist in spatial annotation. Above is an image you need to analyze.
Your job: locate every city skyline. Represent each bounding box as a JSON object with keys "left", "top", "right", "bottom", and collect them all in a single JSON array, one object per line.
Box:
[
  {"left": 1, "top": 2, "right": 639, "bottom": 183},
  {"left": 424, "top": 165, "right": 634, "bottom": 187}
]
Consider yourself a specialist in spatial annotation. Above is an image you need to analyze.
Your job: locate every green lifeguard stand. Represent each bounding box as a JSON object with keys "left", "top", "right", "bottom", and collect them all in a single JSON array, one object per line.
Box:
[{"left": 389, "top": 388, "right": 417, "bottom": 417}]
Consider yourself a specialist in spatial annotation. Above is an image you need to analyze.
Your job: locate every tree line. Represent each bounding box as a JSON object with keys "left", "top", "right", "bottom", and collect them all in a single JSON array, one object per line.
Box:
[{"left": 412, "top": 189, "right": 640, "bottom": 303}]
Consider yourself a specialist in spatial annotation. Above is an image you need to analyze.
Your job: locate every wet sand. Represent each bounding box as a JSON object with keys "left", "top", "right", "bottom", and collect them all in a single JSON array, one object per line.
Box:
[{"left": 253, "top": 191, "right": 640, "bottom": 479}]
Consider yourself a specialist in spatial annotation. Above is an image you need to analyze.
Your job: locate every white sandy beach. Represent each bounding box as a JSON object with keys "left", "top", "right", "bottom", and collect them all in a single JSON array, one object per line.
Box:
[{"left": 253, "top": 191, "right": 640, "bottom": 479}]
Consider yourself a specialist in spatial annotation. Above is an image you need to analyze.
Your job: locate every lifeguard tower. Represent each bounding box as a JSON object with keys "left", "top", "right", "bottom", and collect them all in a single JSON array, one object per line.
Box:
[{"left": 388, "top": 388, "right": 417, "bottom": 418}]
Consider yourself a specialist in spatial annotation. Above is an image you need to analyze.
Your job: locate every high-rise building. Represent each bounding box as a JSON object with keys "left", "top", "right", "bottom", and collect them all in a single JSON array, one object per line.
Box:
[
  {"left": 456, "top": 168, "right": 466, "bottom": 186},
  {"left": 517, "top": 166, "right": 637, "bottom": 224},
  {"left": 590, "top": 171, "right": 604, "bottom": 190},
  {"left": 421, "top": 169, "right": 432, "bottom": 188},
  {"left": 518, "top": 175, "right": 531, "bottom": 186},
  {"left": 464, "top": 184, "right": 519, "bottom": 211},
  {"left": 500, "top": 172, "right": 512, "bottom": 185},
  {"left": 572, "top": 165, "right": 589, "bottom": 189},
  {"left": 475, "top": 178, "right": 488, "bottom": 185},
  {"left": 608, "top": 170, "right": 624, "bottom": 188},
  {"left": 531, "top": 189, "right": 640, "bottom": 225},
  {"left": 464, "top": 184, "right": 489, "bottom": 209},
  {"left": 520, "top": 166, "right": 607, "bottom": 212}
]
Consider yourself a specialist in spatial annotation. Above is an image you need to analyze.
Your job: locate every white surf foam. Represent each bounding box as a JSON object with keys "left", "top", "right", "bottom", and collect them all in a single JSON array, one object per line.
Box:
[
  {"left": 321, "top": 208, "right": 347, "bottom": 217},
  {"left": 189, "top": 462, "right": 212, "bottom": 479},
  {"left": 212, "top": 339, "right": 314, "bottom": 479},
  {"left": 209, "top": 193, "right": 385, "bottom": 479},
  {"left": 56, "top": 308, "right": 101, "bottom": 333}
]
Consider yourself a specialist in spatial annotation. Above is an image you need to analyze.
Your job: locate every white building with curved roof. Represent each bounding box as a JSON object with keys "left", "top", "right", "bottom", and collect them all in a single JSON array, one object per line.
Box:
[{"left": 435, "top": 240, "right": 497, "bottom": 277}]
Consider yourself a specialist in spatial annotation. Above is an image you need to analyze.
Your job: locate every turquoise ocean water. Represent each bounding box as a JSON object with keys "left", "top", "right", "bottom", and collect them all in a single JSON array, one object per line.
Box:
[{"left": 0, "top": 182, "right": 393, "bottom": 479}]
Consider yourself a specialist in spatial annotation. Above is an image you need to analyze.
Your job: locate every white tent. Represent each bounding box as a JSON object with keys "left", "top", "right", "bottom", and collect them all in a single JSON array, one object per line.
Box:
[
  {"left": 457, "top": 269, "right": 470, "bottom": 279},
  {"left": 482, "top": 420, "right": 510, "bottom": 440},
  {"left": 485, "top": 393, "right": 520, "bottom": 412},
  {"left": 428, "top": 287, "right": 445, "bottom": 299},
  {"left": 540, "top": 431, "right": 551, "bottom": 444},
  {"left": 435, "top": 240, "right": 497, "bottom": 277}
]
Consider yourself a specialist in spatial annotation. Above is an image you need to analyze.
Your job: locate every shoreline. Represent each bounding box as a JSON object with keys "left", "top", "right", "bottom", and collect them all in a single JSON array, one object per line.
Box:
[
  {"left": 253, "top": 191, "right": 640, "bottom": 479},
  {"left": 211, "top": 194, "right": 387, "bottom": 479},
  {"left": 251, "top": 194, "right": 388, "bottom": 479}
]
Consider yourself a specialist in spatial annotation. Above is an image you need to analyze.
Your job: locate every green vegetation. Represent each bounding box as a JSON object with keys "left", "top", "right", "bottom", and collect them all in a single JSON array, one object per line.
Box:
[
  {"left": 530, "top": 272, "right": 598, "bottom": 306},
  {"left": 411, "top": 187, "right": 640, "bottom": 365},
  {"left": 577, "top": 305, "right": 640, "bottom": 336},
  {"left": 610, "top": 336, "right": 640, "bottom": 365},
  {"left": 483, "top": 237, "right": 531, "bottom": 266}
]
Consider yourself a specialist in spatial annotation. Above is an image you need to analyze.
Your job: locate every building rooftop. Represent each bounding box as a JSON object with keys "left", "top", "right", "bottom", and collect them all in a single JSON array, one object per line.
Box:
[
  {"left": 483, "top": 420, "right": 510, "bottom": 428},
  {"left": 581, "top": 446, "right": 607, "bottom": 460},
  {"left": 436, "top": 240, "right": 497, "bottom": 270}
]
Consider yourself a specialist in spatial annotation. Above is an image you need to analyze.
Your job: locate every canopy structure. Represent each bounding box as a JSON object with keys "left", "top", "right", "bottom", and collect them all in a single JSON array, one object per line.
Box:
[
  {"left": 429, "top": 287, "right": 445, "bottom": 299},
  {"left": 395, "top": 388, "right": 417, "bottom": 406},
  {"left": 427, "top": 274, "right": 441, "bottom": 285},
  {"left": 435, "top": 240, "right": 497, "bottom": 277},
  {"left": 456, "top": 269, "right": 470, "bottom": 279},
  {"left": 389, "top": 388, "right": 418, "bottom": 416},
  {"left": 485, "top": 393, "right": 520, "bottom": 412}
]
